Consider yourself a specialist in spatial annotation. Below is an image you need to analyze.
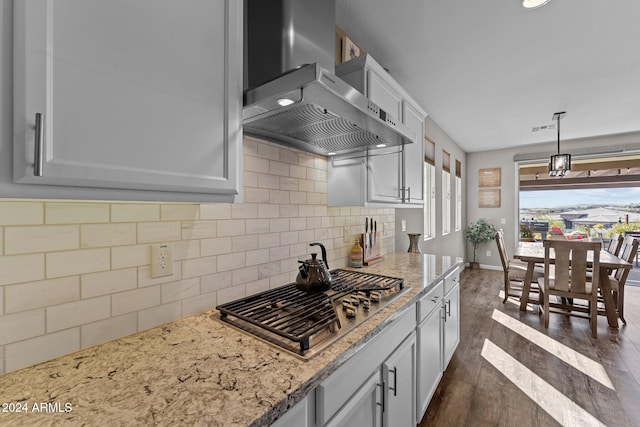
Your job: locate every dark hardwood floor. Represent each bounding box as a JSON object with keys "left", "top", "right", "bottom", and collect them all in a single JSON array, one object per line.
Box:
[{"left": 420, "top": 268, "right": 640, "bottom": 427}]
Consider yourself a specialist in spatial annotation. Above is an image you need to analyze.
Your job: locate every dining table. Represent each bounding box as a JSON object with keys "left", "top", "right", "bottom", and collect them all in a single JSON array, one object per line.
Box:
[{"left": 513, "top": 241, "right": 632, "bottom": 328}]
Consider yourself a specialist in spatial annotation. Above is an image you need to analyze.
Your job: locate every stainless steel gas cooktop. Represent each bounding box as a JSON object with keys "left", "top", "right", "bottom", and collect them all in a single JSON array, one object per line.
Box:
[{"left": 214, "top": 269, "right": 408, "bottom": 359}]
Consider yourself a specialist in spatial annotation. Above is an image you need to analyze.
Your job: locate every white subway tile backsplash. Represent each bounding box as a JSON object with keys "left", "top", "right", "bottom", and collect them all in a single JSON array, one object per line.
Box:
[
  {"left": 0, "top": 139, "right": 396, "bottom": 376},
  {"left": 182, "top": 256, "right": 217, "bottom": 279},
  {"left": 81, "top": 223, "right": 136, "bottom": 248},
  {"left": 201, "top": 237, "right": 232, "bottom": 257},
  {"left": 217, "top": 252, "right": 246, "bottom": 272},
  {"left": 81, "top": 268, "right": 136, "bottom": 299},
  {"left": 111, "top": 203, "right": 159, "bottom": 223},
  {"left": 112, "top": 286, "right": 161, "bottom": 316},
  {"left": 216, "top": 219, "right": 245, "bottom": 237},
  {"left": 231, "top": 203, "right": 258, "bottom": 219},
  {"left": 199, "top": 204, "right": 231, "bottom": 220},
  {"left": 217, "top": 285, "right": 246, "bottom": 305},
  {"left": 111, "top": 244, "right": 150, "bottom": 269},
  {"left": 161, "top": 204, "right": 199, "bottom": 221},
  {"left": 0, "top": 201, "right": 44, "bottom": 225},
  {"left": 5, "top": 225, "right": 79, "bottom": 254},
  {"left": 138, "top": 302, "right": 182, "bottom": 331},
  {"left": 232, "top": 235, "right": 258, "bottom": 252},
  {"left": 138, "top": 221, "right": 181, "bottom": 243},
  {"left": 232, "top": 266, "right": 258, "bottom": 286},
  {"left": 5, "top": 328, "right": 79, "bottom": 373},
  {"left": 0, "top": 254, "right": 45, "bottom": 286},
  {"left": 5, "top": 276, "right": 79, "bottom": 313},
  {"left": 201, "top": 271, "right": 232, "bottom": 294},
  {"left": 246, "top": 219, "right": 270, "bottom": 234},
  {"left": 46, "top": 202, "right": 109, "bottom": 224},
  {"left": 182, "top": 220, "right": 217, "bottom": 240},
  {"left": 138, "top": 264, "right": 182, "bottom": 288},
  {"left": 46, "top": 248, "right": 110, "bottom": 278},
  {"left": 0, "top": 309, "right": 45, "bottom": 345},
  {"left": 245, "top": 249, "right": 270, "bottom": 266},
  {"left": 46, "top": 296, "right": 111, "bottom": 332},
  {"left": 81, "top": 313, "right": 137, "bottom": 349},
  {"left": 161, "top": 278, "right": 200, "bottom": 304},
  {"left": 181, "top": 291, "right": 217, "bottom": 317},
  {"left": 269, "top": 218, "right": 290, "bottom": 233}
]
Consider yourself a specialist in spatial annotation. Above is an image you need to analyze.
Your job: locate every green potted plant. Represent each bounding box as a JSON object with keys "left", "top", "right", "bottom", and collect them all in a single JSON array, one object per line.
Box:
[
  {"left": 465, "top": 218, "right": 497, "bottom": 269},
  {"left": 519, "top": 223, "right": 534, "bottom": 242}
]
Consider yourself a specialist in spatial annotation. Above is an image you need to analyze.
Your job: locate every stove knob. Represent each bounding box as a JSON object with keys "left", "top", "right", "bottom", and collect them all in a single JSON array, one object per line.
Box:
[
  {"left": 345, "top": 305, "right": 357, "bottom": 318},
  {"left": 350, "top": 296, "right": 359, "bottom": 306},
  {"left": 370, "top": 291, "right": 381, "bottom": 303},
  {"left": 362, "top": 298, "right": 371, "bottom": 310},
  {"left": 342, "top": 300, "right": 354, "bottom": 311}
]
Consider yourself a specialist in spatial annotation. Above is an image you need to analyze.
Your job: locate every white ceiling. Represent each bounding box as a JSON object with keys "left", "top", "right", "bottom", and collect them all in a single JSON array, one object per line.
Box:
[{"left": 336, "top": 0, "right": 640, "bottom": 153}]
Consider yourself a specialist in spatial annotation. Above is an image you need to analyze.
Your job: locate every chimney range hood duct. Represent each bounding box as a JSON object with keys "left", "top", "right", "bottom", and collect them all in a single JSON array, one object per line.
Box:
[{"left": 243, "top": 0, "right": 416, "bottom": 156}]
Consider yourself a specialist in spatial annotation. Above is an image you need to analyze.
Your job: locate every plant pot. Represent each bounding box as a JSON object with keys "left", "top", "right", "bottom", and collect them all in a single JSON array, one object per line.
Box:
[{"left": 469, "top": 261, "right": 480, "bottom": 270}]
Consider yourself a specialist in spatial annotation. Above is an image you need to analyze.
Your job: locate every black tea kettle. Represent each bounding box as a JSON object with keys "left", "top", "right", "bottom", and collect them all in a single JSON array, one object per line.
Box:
[{"left": 296, "top": 243, "right": 332, "bottom": 292}]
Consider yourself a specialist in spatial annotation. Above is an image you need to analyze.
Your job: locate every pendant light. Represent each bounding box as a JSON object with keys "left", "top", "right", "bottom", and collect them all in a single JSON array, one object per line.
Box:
[{"left": 548, "top": 111, "right": 570, "bottom": 177}]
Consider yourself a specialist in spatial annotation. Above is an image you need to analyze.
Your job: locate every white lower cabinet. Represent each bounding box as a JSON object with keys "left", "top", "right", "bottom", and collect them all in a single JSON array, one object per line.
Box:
[
  {"left": 325, "top": 371, "right": 382, "bottom": 427},
  {"left": 316, "top": 305, "right": 416, "bottom": 427},
  {"left": 383, "top": 333, "right": 416, "bottom": 427},
  {"left": 416, "top": 285, "right": 444, "bottom": 422}
]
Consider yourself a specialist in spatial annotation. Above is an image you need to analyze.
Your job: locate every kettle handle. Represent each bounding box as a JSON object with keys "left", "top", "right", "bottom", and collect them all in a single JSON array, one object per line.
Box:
[{"left": 309, "top": 242, "right": 329, "bottom": 270}]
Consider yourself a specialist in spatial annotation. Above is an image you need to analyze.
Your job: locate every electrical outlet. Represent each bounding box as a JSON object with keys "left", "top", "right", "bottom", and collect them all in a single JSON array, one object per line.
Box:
[
  {"left": 501, "top": 218, "right": 506, "bottom": 225},
  {"left": 151, "top": 243, "right": 174, "bottom": 278},
  {"left": 401, "top": 219, "right": 407, "bottom": 231},
  {"left": 343, "top": 225, "right": 350, "bottom": 243},
  {"left": 486, "top": 250, "right": 491, "bottom": 257}
]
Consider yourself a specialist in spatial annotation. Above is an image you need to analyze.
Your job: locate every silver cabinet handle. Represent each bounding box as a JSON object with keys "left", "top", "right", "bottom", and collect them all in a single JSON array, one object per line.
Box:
[
  {"left": 388, "top": 367, "right": 398, "bottom": 396},
  {"left": 406, "top": 186, "right": 411, "bottom": 202},
  {"left": 376, "top": 382, "right": 385, "bottom": 410},
  {"left": 34, "top": 113, "right": 44, "bottom": 177}
]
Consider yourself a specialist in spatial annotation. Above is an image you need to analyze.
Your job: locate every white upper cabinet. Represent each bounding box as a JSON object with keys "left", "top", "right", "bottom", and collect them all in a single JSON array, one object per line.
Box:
[
  {"left": 331, "top": 54, "right": 425, "bottom": 207},
  {"left": 12, "top": 0, "right": 242, "bottom": 202}
]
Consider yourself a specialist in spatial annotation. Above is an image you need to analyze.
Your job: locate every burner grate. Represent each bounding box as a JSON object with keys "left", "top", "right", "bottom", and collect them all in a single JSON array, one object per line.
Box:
[{"left": 216, "top": 269, "right": 404, "bottom": 355}]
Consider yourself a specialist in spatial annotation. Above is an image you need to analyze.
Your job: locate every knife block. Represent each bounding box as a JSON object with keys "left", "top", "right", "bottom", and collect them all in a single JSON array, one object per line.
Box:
[{"left": 361, "top": 231, "right": 384, "bottom": 265}]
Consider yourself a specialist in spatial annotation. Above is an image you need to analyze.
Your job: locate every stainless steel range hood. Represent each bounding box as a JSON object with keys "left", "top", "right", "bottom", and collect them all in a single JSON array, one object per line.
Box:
[{"left": 243, "top": 0, "right": 415, "bottom": 156}]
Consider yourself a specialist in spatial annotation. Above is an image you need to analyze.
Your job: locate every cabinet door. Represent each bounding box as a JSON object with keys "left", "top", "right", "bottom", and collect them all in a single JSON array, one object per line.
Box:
[
  {"left": 271, "top": 392, "right": 314, "bottom": 427},
  {"left": 417, "top": 306, "right": 443, "bottom": 422},
  {"left": 402, "top": 101, "right": 424, "bottom": 205},
  {"left": 383, "top": 332, "right": 416, "bottom": 427},
  {"left": 325, "top": 371, "right": 382, "bottom": 427},
  {"left": 13, "top": 0, "right": 241, "bottom": 199},
  {"left": 365, "top": 68, "right": 403, "bottom": 204},
  {"left": 443, "top": 284, "right": 460, "bottom": 369}
]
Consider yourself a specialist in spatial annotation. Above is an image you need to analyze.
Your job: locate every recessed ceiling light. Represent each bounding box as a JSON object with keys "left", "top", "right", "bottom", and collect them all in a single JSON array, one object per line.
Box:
[
  {"left": 277, "top": 98, "right": 295, "bottom": 107},
  {"left": 522, "top": 0, "right": 550, "bottom": 9},
  {"left": 376, "top": 144, "right": 387, "bottom": 148},
  {"left": 327, "top": 152, "right": 336, "bottom": 156}
]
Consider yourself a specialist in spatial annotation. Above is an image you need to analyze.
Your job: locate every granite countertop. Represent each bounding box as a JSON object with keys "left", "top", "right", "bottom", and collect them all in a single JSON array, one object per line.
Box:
[{"left": 0, "top": 252, "right": 462, "bottom": 427}]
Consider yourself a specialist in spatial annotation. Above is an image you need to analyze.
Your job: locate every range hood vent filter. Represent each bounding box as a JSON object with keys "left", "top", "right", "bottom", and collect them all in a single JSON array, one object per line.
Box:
[{"left": 244, "top": 104, "right": 391, "bottom": 153}]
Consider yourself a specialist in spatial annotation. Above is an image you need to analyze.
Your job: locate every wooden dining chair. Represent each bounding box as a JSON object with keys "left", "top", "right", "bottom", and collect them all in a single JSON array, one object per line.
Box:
[
  {"left": 539, "top": 240, "right": 601, "bottom": 338},
  {"left": 606, "top": 233, "right": 624, "bottom": 256},
  {"left": 606, "top": 236, "right": 639, "bottom": 324},
  {"left": 496, "top": 230, "right": 544, "bottom": 305}
]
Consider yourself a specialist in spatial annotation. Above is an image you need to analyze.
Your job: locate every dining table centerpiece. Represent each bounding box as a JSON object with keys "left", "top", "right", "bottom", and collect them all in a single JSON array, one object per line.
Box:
[{"left": 466, "top": 218, "right": 497, "bottom": 269}]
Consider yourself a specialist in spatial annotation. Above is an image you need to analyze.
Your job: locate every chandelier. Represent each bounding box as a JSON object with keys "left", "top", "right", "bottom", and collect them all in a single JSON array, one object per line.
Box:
[{"left": 548, "top": 111, "right": 570, "bottom": 177}]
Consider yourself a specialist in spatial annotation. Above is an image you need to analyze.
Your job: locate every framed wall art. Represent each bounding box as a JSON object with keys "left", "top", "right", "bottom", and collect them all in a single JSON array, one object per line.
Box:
[
  {"left": 342, "top": 36, "right": 361, "bottom": 63},
  {"left": 478, "top": 168, "right": 501, "bottom": 187},
  {"left": 479, "top": 189, "right": 500, "bottom": 208}
]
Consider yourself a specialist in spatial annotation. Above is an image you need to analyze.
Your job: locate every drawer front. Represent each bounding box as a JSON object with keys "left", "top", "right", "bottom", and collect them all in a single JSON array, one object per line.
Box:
[
  {"left": 417, "top": 280, "right": 443, "bottom": 323},
  {"left": 444, "top": 268, "right": 460, "bottom": 295}
]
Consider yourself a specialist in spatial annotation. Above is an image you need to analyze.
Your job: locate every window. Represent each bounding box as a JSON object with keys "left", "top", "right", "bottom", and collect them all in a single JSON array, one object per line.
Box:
[
  {"left": 455, "top": 159, "right": 462, "bottom": 231},
  {"left": 442, "top": 150, "right": 451, "bottom": 235},
  {"left": 424, "top": 139, "right": 436, "bottom": 239}
]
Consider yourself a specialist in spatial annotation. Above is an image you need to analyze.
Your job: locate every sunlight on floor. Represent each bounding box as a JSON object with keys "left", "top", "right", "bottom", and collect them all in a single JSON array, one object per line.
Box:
[
  {"left": 491, "top": 309, "right": 615, "bottom": 390},
  {"left": 498, "top": 290, "right": 537, "bottom": 313},
  {"left": 481, "top": 339, "right": 607, "bottom": 427}
]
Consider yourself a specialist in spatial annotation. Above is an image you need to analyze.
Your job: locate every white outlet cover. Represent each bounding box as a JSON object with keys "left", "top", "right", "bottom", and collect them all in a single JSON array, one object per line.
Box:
[{"left": 151, "top": 243, "right": 174, "bottom": 278}]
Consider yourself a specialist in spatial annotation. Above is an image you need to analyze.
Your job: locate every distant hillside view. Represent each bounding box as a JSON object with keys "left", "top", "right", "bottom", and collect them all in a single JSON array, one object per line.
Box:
[{"left": 520, "top": 201, "right": 640, "bottom": 240}]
